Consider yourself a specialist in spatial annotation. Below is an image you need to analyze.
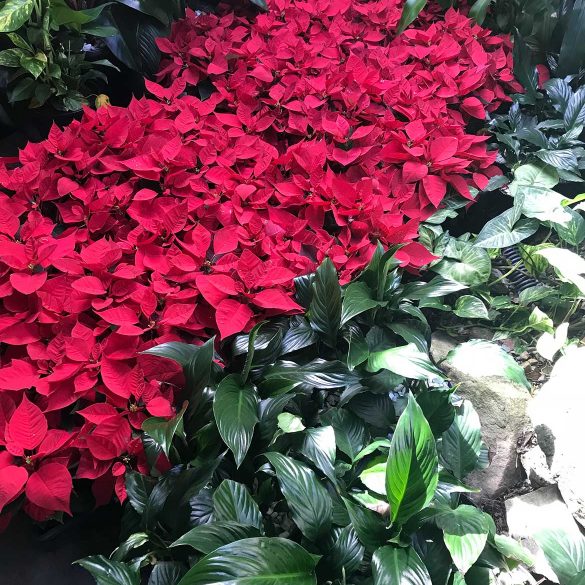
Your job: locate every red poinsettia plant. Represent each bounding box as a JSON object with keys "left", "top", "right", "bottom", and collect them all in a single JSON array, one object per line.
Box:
[{"left": 0, "top": 0, "right": 520, "bottom": 524}]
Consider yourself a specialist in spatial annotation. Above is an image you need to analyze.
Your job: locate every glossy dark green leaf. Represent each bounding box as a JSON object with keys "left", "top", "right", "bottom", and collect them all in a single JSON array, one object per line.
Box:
[
  {"left": 142, "top": 403, "right": 186, "bottom": 457},
  {"left": 397, "top": 0, "right": 427, "bottom": 33},
  {"left": 148, "top": 562, "right": 187, "bottom": 585},
  {"left": 112, "top": 0, "right": 182, "bottom": 24},
  {"left": 294, "top": 273, "right": 315, "bottom": 308},
  {"left": 413, "top": 527, "right": 453, "bottom": 585},
  {"left": 125, "top": 471, "right": 156, "bottom": 515},
  {"left": 213, "top": 374, "right": 258, "bottom": 467},
  {"left": 341, "top": 282, "right": 382, "bottom": 325},
  {"left": 372, "top": 545, "right": 432, "bottom": 585},
  {"left": 213, "top": 479, "right": 263, "bottom": 530},
  {"left": 558, "top": 0, "right": 585, "bottom": 77},
  {"left": 564, "top": 87, "right": 585, "bottom": 130},
  {"left": 435, "top": 505, "right": 491, "bottom": 574},
  {"left": 318, "top": 526, "right": 365, "bottom": 579},
  {"left": 343, "top": 497, "right": 389, "bottom": 553},
  {"left": 440, "top": 400, "right": 484, "bottom": 480},
  {"left": 176, "top": 537, "right": 317, "bottom": 585},
  {"left": 142, "top": 341, "right": 200, "bottom": 366},
  {"left": 171, "top": 522, "right": 261, "bottom": 553},
  {"left": 416, "top": 390, "right": 455, "bottom": 436},
  {"left": 111, "top": 532, "right": 149, "bottom": 563},
  {"left": 468, "top": 0, "right": 492, "bottom": 24},
  {"left": 309, "top": 258, "right": 341, "bottom": 347},
  {"left": 346, "top": 325, "right": 370, "bottom": 370},
  {"left": 282, "top": 318, "right": 318, "bottom": 354},
  {"left": 75, "top": 556, "right": 139, "bottom": 585},
  {"left": 265, "top": 452, "right": 332, "bottom": 541},
  {"left": 349, "top": 392, "right": 396, "bottom": 431},
  {"left": 513, "top": 29, "right": 539, "bottom": 99},
  {"left": 326, "top": 408, "right": 369, "bottom": 460},
  {"left": 386, "top": 394, "right": 439, "bottom": 526},
  {"left": 301, "top": 426, "right": 336, "bottom": 483}
]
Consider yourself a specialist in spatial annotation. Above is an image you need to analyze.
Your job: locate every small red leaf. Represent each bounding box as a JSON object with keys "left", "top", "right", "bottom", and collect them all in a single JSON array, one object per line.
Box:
[
  {"left": 10, "top": 272, "right": 47, "bottom": 295},
  {"left": 0, "top": 466, "right": 28, "bottom": 513},
  {"left": 216, "top": 299, "right": 253, "bottom": 339}
]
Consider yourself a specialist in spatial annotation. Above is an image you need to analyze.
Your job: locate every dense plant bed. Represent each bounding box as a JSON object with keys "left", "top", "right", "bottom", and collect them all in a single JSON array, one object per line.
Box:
[{"left": 0, "top": 0, "right": 521, "bottom": 522}]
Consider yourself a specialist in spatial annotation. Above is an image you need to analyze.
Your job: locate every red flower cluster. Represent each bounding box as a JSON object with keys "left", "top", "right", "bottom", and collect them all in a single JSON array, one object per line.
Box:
[{"left": 0, "top": 0, "right": 519, "bottom": 522}]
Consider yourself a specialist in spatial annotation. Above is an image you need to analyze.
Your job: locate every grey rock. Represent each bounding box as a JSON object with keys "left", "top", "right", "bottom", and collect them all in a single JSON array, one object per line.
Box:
[
  {"left": 519, "top": 442, "right": 555, "bottom": 488},
  {"left": 505, "top": 486, "right": 582, "bottom": 582},
  {"left": 431, "top": 333, "right": 532, "bottom": 500},
  {"left": 528, "top": 346, "right": 585, "bottom": 529}
]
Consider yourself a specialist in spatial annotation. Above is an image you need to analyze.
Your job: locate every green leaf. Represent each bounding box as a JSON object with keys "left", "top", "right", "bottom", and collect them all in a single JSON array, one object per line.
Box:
[
  {"left": 558, "top": 0, "right": 585, "bottom": 78},
  {"left": 342, "top": 497, "right": 389, "bottom": 553},
  {"left": 446, "top": 341, "right": 530, "bottom": 389},
  {"left": 176, "top": 537, "right": 318, "bottom": 585},
  {"left": 52, "top": 0, "right": 110, "bottom": 27},
  {"left": 0, "top": 48, "right": 24, "bottom": 67},
  {"left": 353, "top": 439, "right": 392, "bottom": 463},
  {"left": 341, "top": 282, "right": 382, "bottom": 325},
  {"left": 367, "top": 343, "right": 443, "bottom": 381},
  {"left": 346, "top": 326, "right": 370, "bottom": 370},
  {"left": 111, "top": 532, "right": 149, "bottom": 562},
  {"left": 454, "top": 296, "right": 489, "bottom": 320},
  {"left": 492, "top": 534, "right": 534, "bottom": 567},
  {"left": 441, "top": 400, "right": 484, "bottom": 480},
  {"left": 171, "top": 522, "right": 261, "bottom": 553},
  {"left": 397, "top": 0, "right": 427, "bottom": 33},
  {"left": 249, "top": 0, "right": 268, "bottom": 9},
  {"left": 535, "top": 149, "right": 579, "bottom": 172},
  {"left": 564, "top": 87, "right": 585, "bottom": 129},
  {"left": 435, "top": 506, "right": 491, "bottom": 574},
  {"left": 386, "top": 394, "right": 439, "bottom": 526},
  {"left": 534, "top": 528, "right": 585, "bottom": 584},
  {"left": 213, "top": 479, "right": 263, "bottom": 530},
  {"left": 468, "top": 0, "right": 493, "bottom": 24},
  {"left": 75, "top": 556, "right": 139, "bottom": 585},
  {"left": 513, "top": 29, "right": 538, "bottom": 98},
  {"left": 372, "top": 545, "right": 432, "bottom": 585},
  {"left": 277, "top": 412, "right": 305, "bottom": 433},
  {"left": 301, "top": 426, "right": 336, "bottom": 483},
  {"left": 7, "top": 77, "right": 35, "bottom": 103},
  {"left": 282, "top": 318, "right": 318, "bottom": 354},
  {"left": 318, "top": 526, "right": 365, "bottom": 579},
  {"left": 213, "top": 374, "right": 258, "bottom": 467},
  {"left": 142, "top": 403, "right": 186, "bottom": 458},
  {"left": 326, "top": 408, "right": 368, "bottom": 460},
  {"left": 125, "top": 471, "right": 155, "bottom": 515},
  {"left": 240, "top": 322, "right": 264, "bottom": 384},
  {"left": 416, "top": 390, "right": 455, "bottom": 436},
  {"left": 142, "top": 341, "right": 206, "bottom": 367},
  {"left": 433, "top": 240, "right": 491, "bottom": 287},
  {"left": 148, "top": 562, "right": 186, "bottom": 585},
  {"left": 265, "top": 452, "right": 332, "bottom": 541},
  {"left": 474, "top": 209, "right": 539, "bottom": 248},
  {"left": 0, "top": 0, "right": 34, "bottom": 32},
  {"left": 309, "top": 258, "right": 341, "bottom": 347},
  {"left": 360, "top": 456, "right": 387, "bottom": 495},
  {"left": 111, "top": 0, "right": 181, "bottom": 24}
]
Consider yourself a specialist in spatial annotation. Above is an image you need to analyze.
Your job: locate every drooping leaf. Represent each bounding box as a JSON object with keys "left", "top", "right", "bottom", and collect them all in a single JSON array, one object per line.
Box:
[
  {"left": 301, "top": 426, "right": 336, "bottom": 483},
  {"left": 318, "top": 526, "right": 365, "bottom": 579},
  {"left": 75, "top": 556, "right": 140, "bottom": 585},
  {"left": 367, "top": 344, "right": 443, "bottom": 381},
  {"left": 435, "top": 505, "right": 491, "bottom": 575},
  {"left": 0, "top": 0, "right": 35, "bottom": 32},
  {"left": 325, "top": 408, "right": 369, "bottom": 460},
  {"left": 475, "top": 209, "right": 539, "bottom": 248},
  {"left": 309, "top": 258, "right": 341, "bottom": 347},
  {"left": 534, "top": 528, "right": 585, "bottom": 584},
  {"left": 213, "top": 479, "right": 263, "bottom": 530},
  {"left": 416, "top": 390, "right": 455, "bottom": 436},
  {"left": 265, "top": 452, "right": 332, "bottom": 541},
  {"left": 372, "top": 545, "right": 432, "bottom": 585},
  {"left": 341, "top": 282, "right": 383, "bottom": 325},
  {"left": 171, "top": 522, "right": 261, "bottom": 553},
  {"left": 125, "top": 471, "right": 156, "bottom": 515},
  {"left": 213, "top": 374, "right": 258, "bottom": 467},
  {"left": 386, "top": 394, "right": 439, "bottom": 526},
  {"left": 343, "top": 497, "right": 389, "bottom": 553},
  {"left": 176, "top": 537, "right": 318, "bottom": 585}
]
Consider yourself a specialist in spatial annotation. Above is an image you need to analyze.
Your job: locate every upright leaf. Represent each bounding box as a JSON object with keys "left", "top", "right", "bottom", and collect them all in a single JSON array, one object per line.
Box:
[
  {"left": 372, "top": 545, "right": 432, "bottom": 585},
  {"left": 301, "top": 426, "right": 337, "bottom": 483},
  {"left": 309, "top": 258, "right": 341, "bottom": 347},
  {"left": 440, "top": 401, "right": 483, "bottom": 480},
  {"left": 397, "top": 0, "right": 428, "bottom": 33},
  {"left": 176, "top": 538, "right": 318, "bottom": 585},
  {"left": 386, "top": 394, "right": 439, "bottom": 526},
  {"left": 265, "top": 452, "right": 332, "bottom": 541},
  {"left": 341, "top": 282, "right": 382, "bottom": 325},
  {"left": 213, "top": 479, "right": 263, "bottom": 530},
  {"left": 213, "top": 374, "right": 258, "bottom": 467}
]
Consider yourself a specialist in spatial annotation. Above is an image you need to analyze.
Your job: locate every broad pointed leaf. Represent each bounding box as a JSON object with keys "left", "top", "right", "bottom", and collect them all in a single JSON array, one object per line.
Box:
[
  {"left": 372, "top": 545, "right": 432, "bottom": 585},
  {"left": 213, "top": 479, "right": 263, "bottom": 530},
  {"left": 171, "top": 522, "right": 261, "bottom": 553}
]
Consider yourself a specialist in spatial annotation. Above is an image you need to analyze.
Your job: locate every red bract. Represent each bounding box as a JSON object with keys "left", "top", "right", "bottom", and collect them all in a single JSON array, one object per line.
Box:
[{"left": 0, "top": 0, "right": 520, "bottom": 522}]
